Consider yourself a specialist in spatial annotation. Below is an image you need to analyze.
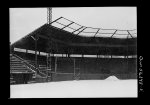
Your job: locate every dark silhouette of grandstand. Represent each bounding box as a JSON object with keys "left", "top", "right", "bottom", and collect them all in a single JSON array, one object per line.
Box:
[{"left": 10, "top": 17, "right": 137, "bottom": 84}]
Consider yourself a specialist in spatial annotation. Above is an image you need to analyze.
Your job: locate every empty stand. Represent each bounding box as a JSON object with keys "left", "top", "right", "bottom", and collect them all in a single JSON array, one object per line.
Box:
[
  {"left": 10, "top": 54, "right": 35, "bottom": 84},
  {"left": 10, "top": 54, "right": 33, "bottom": 73},
  {"left": 10, "top": 17, "right": 137, "bottom": 82},
  {"left": 12, "top": 52, "right": 137, "bottom": 75}
]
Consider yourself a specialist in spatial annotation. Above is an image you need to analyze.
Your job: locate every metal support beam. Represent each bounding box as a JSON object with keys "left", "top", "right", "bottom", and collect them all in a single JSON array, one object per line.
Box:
[
  {"left": 31, "top": 35, "right": 36, "bottom": 41},
  {"left": 101, "top": 28, "right": 136, "bottom": 31},
  {"left": 61, "top": 22, "right": 74, "bottom": 30},
  {"left": 55, "top": 42, "right": 58, "bottom": 74},
  {"left": 50, "top": 17, "right": 63, "bottom": 24},
  {"left": 46, "top": 53, "right": 49, "bottom": 69},
  {"left": 72, "top": 26, "right": 84, "bottom": 34},
  {"left": 94, "top": 28, "right": 100, "bottom": 37},
  {"left": 126, "top": 34, "right": 129, "bottom": 73},
  {"left": 76, "top": 27, "right": 87, "bottom": 35},
  {"left": 73, "top": 58, "right": 76, "bottom": 78},
  {"left": 31, "top": 35, "right": 39, "bottom": 69},
  {"left": 111, "top": 30, "right": 117, "bottom": 38},
  {"left": 62, "top": 17, "right": 82, "bottom": 27},
  {"left": 127, "top": 30, "right": 134, "bottom": 38},
  {"left": 55, "top": 57, "right": 57, "bottom": 73},
  {"left": 35, "top": 37, "right": 38, "bottom": 68}
]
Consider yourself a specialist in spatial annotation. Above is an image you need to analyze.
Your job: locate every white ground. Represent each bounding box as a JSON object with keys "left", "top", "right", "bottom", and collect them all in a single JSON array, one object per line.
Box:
[{"left": 10, "top": 76, "right": 137, "bottom": 98}]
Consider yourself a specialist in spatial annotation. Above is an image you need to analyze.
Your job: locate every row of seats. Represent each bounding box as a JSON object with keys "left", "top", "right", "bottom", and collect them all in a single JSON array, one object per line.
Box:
[
  {"left": 10, "top": 54, "right": 35, "bottom": 84},
  {"left": 13, "top": 52, "right": 137, "bottom": 74},
  {"left": 13, "top": 52, "right": 47, "bottom": 65},
  {"left": 10, "top": 54, "right": 31, "bottom": 72}
]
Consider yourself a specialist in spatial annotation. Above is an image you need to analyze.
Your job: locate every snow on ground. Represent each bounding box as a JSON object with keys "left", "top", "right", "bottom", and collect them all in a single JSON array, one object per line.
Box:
[
  {"left": 105, "top": 75, "right": 119, "bottom": 81},
  {"left": 10, "top": 77, "right": 137, "bottom": 98}
]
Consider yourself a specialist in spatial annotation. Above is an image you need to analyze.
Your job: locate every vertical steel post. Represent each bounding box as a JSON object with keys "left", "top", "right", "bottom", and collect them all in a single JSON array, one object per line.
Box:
[
  {"left": 127, "top": 34, "right": 129, "bottom": 74},
  {"left": 55, "top": 57, "right": 57, "bottom": 73},
  {"left": 47, "top": 53, "right": 48, "bottom": 69},
  {"left": 74, "top": 58, "right": 76, "bottom": 79},
  {"left": 35, "top": 36, "right": 38, "bottom": 69}
]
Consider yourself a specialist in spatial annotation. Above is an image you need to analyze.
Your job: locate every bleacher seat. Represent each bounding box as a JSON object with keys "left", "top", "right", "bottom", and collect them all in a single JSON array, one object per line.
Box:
[{"left": 12, "top": 52, "right": 137, "bottom": 76}]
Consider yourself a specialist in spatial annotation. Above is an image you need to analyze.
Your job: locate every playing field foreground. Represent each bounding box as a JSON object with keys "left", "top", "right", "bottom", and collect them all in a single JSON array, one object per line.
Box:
[{"left": 10, "top": 77, "right": 137, "bottom": 98}]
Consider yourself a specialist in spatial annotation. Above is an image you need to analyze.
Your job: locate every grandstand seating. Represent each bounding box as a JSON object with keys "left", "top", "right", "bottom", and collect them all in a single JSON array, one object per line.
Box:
[
  {"left": 14, "top": 52, "right": 47, "bottom": 65},
  {"left": 13, "top": 52, "right": 136, "bottom": 75},
  {"left": 11, "top": 51, "right": 137, "bottom": 81},
  {"left": 10, "top": 54, "right": 33, "bottom": 73},
  {"left": 10, "top": 54, "right": 35, "bottom": 84},
  {"left": 39, "top": 65, "right": 47, "bottom": 69}
]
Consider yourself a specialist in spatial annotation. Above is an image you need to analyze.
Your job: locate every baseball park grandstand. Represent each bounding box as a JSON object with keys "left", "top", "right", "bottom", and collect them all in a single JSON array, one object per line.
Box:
[{"left": 10, "top": 10, "right": 137, "bottom": 84}]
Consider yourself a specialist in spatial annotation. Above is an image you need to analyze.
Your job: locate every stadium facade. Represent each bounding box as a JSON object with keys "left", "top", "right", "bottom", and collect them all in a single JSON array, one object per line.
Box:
[{"left": 10, "top": 17, "right": 137, "bottom": 84}]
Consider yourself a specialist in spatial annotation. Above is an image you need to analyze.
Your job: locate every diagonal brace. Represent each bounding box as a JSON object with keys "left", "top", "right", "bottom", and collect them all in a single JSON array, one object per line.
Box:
[
  {"left": 111, "top": 30, "right": 117, "bottom": 38},
  {"left": 127, "top": 30, "right": 134, "bottom": 38},
  {"left": 61, "top": 22, "right": 74, "bottom": 30},
  {"left": 94, "top": 29, "right": 100, "bottom": 37},
  {"left": 76, "top": 27, "right": 87, "bottom": 35},
  {"left": 72, "top": 26, "right": 84, "bottom": 33}
]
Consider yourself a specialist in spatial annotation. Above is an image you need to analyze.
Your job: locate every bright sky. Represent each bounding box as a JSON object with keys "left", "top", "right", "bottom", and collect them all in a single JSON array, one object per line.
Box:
[{"left": 10, "top": 7, "right": 137, "bottom": 44}]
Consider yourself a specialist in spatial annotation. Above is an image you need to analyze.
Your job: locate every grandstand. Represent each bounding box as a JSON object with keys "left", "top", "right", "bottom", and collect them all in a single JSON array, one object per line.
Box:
[
  {"left": 10, "top": 54, "right": 35, "bottom": 84},
  {"left": 10, "top": 16, "right": 137, "bottom": 84}
]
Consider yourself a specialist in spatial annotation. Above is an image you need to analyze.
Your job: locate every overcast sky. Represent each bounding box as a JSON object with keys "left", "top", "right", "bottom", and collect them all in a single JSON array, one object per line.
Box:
[{"left": 10, "top": 7, "right": 137, "bottom": 44}]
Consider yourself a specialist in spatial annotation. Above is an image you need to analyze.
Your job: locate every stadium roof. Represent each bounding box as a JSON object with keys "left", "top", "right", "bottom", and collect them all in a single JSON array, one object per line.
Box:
[
  {"left": 50, "top": 17, "right": 137, "bottom": 38},
  {"left": 11, "top": 17, "right": 137, "bottom": 55}
]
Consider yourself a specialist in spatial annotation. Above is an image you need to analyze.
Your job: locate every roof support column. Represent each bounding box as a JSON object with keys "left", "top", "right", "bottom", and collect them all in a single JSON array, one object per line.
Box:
[
  {"left": 55, "top": 43, "right": 58, "bottom": 74},
  {"left": 127, "top": 34, "right": 129, "bottom": 73},
  {"left": 55, "top": 56, "right": 57, "bottom": 73},
  {"left": 35, "top": 35, "right": 38, "bottom": 69},
  {"left": 73, "top": 58, "right": 76, "bottom": 79}
]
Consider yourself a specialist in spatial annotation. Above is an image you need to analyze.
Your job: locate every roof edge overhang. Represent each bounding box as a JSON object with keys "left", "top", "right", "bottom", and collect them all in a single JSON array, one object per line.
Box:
[{"left": 10, "top": 17, "right": 137, "bottom": 55}]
